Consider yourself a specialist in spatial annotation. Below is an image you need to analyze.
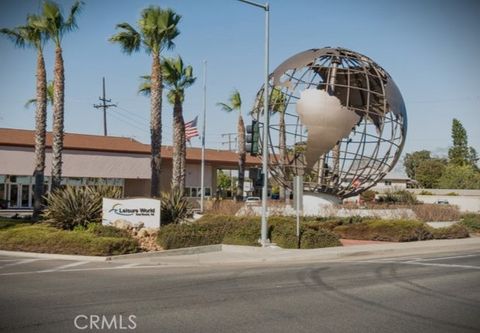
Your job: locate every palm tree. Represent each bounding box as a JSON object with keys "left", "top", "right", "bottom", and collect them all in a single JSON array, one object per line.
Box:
[
  {"left": 35, "top": 0, "right": 83, "bottom": 191},
  {"left": 25, "top": 80, "right": 54, "bottom": 108},
  {"left": 270, "top": 87, "right": 288, "bottom": 200},
  {"left": 254, "top": 87, "right": 288, "bottom": 199},
  {"left": 138, "top": 56, "right": 196, "bottom": 192},
  {"left": 163, "top": 57, "right": 196, "bottom": 191},
  {"left": 110, "top": 6, "right": 181, "bottom": 197},
  {"left": 1, "top": 14, "right": 48, "bottom": 218},
  {"left": 217, "top": 90, "right": 245, "bottom": 200}
]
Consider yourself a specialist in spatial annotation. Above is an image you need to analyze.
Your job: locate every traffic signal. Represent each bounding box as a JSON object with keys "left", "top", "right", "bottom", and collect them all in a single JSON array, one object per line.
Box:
[{"left": 246, "top": 120, "right": 260, "bottom": 156}]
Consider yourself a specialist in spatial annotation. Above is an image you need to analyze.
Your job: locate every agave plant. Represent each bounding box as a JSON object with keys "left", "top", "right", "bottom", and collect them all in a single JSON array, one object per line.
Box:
[
  {"left": 161, "top": 189, "right": 192, "bottom": 225},
  {"left": 43, "top": 185, "right": 122, "bottom": 230}
]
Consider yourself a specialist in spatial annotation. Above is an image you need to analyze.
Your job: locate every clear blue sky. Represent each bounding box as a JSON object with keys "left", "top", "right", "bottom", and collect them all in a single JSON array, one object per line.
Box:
[{"left": 1, "top": 0, "right": 479, "bottom": 160}]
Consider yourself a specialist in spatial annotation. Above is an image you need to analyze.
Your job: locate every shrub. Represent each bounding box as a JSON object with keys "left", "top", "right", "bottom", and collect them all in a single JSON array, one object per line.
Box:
[
  {"left": 205, "top": 199, "right": 244, "bottom": 216},
  {"left": 412, "top": 204, "right": 460, "bottom": 222},
  {"left": 428, "top": 224, "right": 469, "bottom": 239},
  {"left": 446, "top": 192, "right": 459, "bottom": 196},
  {"left": 270, "top": 221, "right": 299, "bottom": 248},
  {"left": 300, "top": 228, "right": 341, "bottom": 249},
  {"left": 333, "top": 219, "right": 433, "bottom": 242},
  {"left": 270, "top": 219, "right": 341, "bottom": 249},
  {"left": 161, "top": 189, "right": 192, "bottom": 225},
  {"left": 43, "top": 185, "right": 121, "bottom": 230},
  {"left": 460, "top": 213, "right": 480, "bottom": 233},
  {"left": 86, "top": 223, "right": 130, "bottom": 238},
  {"left": 157, "top": 222, "right": 227, "bottom": 249},
  {"left": 157, "top": 215, "right": 341, "bottom": 250},
  {"left": 419, "top": 190, "right": 433, "bottom": 195},
  {"left": 360, "top": 190, "right": 376, "bottom": 202},
  {"left": 223, "top": 220, "right": 260, "bottom": 246},
  {"left": 377, "top": 190, "right": 417, "bottom": 205},
  {"left": 0, "top": 225, "right": 138, "bottom": 256}
]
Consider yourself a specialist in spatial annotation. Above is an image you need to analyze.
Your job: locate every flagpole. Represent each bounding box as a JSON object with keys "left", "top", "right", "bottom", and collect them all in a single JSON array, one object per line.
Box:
[{"left": 200, "top": 60, "right": 207, "bottom": 213}]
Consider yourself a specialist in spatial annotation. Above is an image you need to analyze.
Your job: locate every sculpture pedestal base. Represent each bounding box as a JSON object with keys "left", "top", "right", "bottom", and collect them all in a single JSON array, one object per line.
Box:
[{"left": 302, "top": 192, "right": 341, "bottom": 216}]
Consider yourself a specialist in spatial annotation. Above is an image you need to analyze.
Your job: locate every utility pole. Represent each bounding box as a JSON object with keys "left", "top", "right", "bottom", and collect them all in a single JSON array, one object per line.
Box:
[
  {"left": 221, "top": 132, "right": 237, "bottom": 151},
  {"left": 93, "top": 77, "right": 117, "bottom": 136}
]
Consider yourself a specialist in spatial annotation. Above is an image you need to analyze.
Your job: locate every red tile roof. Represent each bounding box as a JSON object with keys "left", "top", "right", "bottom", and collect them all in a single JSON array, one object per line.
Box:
[{"left": 0, "top": 128, "right": 261, "bottom": 166}]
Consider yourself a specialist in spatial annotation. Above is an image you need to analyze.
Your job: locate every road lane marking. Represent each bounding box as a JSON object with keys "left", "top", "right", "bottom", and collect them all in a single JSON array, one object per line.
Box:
[
  {"left": 402, "top": 261, "right": 480, "bottom": 270},
  {"left": 0, "top": 259, "right": 40, "bottom": 269},
  {"left": 0, "top": 264, "right": 168, "bottom": 276},
  {"left": 418, "top": 254, "right": 480, "bottom": 261},
  {"left": 38, "top": 261, "right": 89, "bottom": 272}
]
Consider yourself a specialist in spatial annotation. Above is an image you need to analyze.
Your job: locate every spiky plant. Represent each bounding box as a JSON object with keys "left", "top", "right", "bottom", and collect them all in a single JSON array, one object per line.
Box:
[
  {"left": 160, "top": 189, "right": 192, "bottom": 225},
  {"left": 43, "top": 185, "right": 122, "bottom": 230}
]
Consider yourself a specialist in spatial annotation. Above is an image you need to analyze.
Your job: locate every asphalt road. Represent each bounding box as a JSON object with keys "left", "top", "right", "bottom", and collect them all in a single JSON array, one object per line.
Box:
[{"left": 0, "top": 251, "right": 479, "bottom": 333}]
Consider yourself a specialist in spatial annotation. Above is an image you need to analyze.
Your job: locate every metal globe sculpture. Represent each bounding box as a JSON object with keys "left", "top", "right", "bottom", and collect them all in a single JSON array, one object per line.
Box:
[{"left": 252, "top": 47, "right": 407, "bottom": 198}]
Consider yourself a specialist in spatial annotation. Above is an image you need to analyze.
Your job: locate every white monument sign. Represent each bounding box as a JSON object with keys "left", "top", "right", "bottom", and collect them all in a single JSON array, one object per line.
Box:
[{"left": 102, "top": 198, "right": 161, "bottom": 229}]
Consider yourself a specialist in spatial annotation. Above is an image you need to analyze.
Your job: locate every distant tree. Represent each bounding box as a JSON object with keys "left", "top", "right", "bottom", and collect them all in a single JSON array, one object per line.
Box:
[
  {"left": 26, "top": 80, "right": 54, "bottom": 108},
  {"left": 448, "top": 119, "right": 470, "bottom": 166},
  {"left": 217, "top": 171, "right": 231, "bottom": 190},
  {"left": 403, "top": 150, "right": 431, "bottom": 179},
  {"left": 438, "top": 164, "right": 480, "bottom": 189},
  {"left": 415, "top": 159, "right": 446, "bottom": 188},
  {"left": 469, "top": 147, "right": 479, "bottom": 169},
  {"left": 217, "top": 90, "right": 245, "bottom": 201}
]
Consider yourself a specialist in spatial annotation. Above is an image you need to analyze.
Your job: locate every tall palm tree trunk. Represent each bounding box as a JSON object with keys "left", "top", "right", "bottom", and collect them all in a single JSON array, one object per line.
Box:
[
  {"left": 51, "top": 46, "right": 65, "bottom": 191},
  {"left": 237, "top": 113, "right": 246, "bottom": 200},
  {"left": 279, "top": 111, "right": 287, "bottom": 201},
  {"left": 150, "top": 52, "right": 162, "bottom": 197},
  {"left": 172, "top": 97, "right": 186, "bottom": 192},
  {"left": 32, "top": 49, "right": 47, "bottom": 219}
]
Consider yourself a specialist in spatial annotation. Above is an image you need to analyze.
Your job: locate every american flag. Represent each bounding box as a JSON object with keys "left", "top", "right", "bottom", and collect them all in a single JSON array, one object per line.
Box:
[{"left": 185, "top": 116, "right": 199, "bottom": 141}]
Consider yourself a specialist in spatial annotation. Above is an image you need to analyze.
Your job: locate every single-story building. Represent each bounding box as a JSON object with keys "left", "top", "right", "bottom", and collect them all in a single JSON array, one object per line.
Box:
[{"left": 0, "top": 128, "right": 261, "bottom": 209}]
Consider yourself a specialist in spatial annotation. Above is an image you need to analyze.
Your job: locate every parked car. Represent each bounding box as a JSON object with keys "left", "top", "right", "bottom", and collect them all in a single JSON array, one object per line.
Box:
[
  {"left": 435, "top": 199, "right": 449, "bottom": 205},
  {"left": 245, "top": 197, "right": 261, "bottom": 205}
]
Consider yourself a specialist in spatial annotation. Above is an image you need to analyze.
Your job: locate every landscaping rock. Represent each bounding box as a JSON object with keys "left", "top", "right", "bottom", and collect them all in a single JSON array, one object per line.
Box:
[
  {"left": 133, "top": 222, "right": 145, "bottom": 230},
  {"left": 112, "top": 219, "right": 133, "bottom": 230}
]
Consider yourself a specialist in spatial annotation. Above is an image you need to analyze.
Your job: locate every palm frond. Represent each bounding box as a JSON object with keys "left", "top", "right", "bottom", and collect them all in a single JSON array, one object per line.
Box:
[
  {"left": 24, "top": 98, "right": 37, "bottom": 109},
  {"left": 109, "top": 23, "right": 141, "bottom": 54},
  {"left": 0, "top": 28, "right": 26, "bottom": 48},
  {"left": 217, "top": 102, "right": 233, "bottom": 113},
  {"left": 139, "top": 6, "right": 181, "bottom": 54},
  {"left": 64, "top": 0, "right": 83, "bottom": 32}
]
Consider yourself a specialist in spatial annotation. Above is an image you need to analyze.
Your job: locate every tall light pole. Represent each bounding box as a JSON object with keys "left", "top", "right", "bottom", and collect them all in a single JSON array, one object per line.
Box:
[{"left": 238, "top": 0, "right": 270, "bottom": 246}]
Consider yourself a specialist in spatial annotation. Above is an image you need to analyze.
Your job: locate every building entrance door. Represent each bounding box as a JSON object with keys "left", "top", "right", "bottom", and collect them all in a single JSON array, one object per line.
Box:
[{"left": 7, "top": 183, "right": 19, "bottom": 208}]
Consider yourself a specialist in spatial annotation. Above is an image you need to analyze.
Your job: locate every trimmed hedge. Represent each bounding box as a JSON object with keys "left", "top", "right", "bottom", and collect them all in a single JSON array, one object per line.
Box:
[
  {"left": 0, "top": 225, "right": 139, "bottom": 256},
  {"left": 333, "top": 220, "right": 433, "bottom": 242},
  {"left": 157, "top": 215, "right": 341, "bottom": 250},
  {"left": 333, "top": 219, "right": 469, "bottom": 242},
  {"left": 460, "top": 213, "right": 480, "bottom": 233}
]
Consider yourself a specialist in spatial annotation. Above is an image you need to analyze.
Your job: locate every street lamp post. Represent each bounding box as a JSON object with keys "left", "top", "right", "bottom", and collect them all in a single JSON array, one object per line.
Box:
[{"left": 238, "top": 0, "right": 270, "bottom": 246}]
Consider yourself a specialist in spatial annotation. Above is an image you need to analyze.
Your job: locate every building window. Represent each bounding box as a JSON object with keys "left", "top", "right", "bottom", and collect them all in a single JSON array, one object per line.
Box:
[{"left": 384, "top": 180, "right": 392, "bottom": 186}]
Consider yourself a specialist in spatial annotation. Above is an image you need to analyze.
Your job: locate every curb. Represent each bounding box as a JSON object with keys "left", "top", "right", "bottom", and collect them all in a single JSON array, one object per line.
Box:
[
  {"left": 0, "top": 250, "right": 108, "bottom": 262},
  {"left": 108, "top": 244, "right": 223, "bottom": 260}
]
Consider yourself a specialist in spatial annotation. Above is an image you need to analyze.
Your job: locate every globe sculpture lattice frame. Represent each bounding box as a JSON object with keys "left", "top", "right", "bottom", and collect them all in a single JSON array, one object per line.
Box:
[{"left": 252, "top": 47, "right": 407, "bottom": 198}]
